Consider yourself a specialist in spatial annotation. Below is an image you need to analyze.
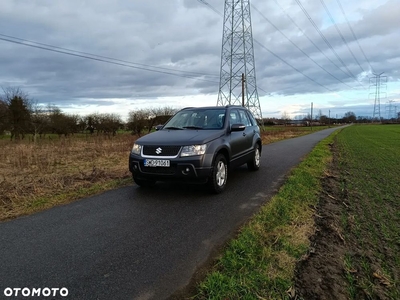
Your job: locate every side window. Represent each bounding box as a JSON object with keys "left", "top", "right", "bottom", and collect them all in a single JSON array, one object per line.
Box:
[
  {"left": 229, "top": 110, "right": 239, "bottom": 125},
  {"left": 239, "top": 110, "right": 252, "bottom": 126},
  {"left": 246, "top": 111, "right": 257, "bottom": 126}
]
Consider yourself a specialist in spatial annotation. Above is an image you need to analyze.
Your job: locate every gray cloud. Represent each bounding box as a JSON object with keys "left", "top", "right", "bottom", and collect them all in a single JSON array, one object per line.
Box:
[{"left": 0, "top": 0, "right": 399, "bottom": 119}]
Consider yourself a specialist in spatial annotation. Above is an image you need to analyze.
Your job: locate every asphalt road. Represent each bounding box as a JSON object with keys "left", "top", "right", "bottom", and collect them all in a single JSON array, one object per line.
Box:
[{"left": 0, "top": 127, "right": 342, "bottom": 300}]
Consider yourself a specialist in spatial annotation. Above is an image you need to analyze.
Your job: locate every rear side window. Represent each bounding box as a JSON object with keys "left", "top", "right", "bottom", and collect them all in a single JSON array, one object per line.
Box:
[
  {"left": 239, "top": 110, "right": 252, "bottom": 126},
  {"left": 246, "top": 110, "right": 257, "bottom": 126}
]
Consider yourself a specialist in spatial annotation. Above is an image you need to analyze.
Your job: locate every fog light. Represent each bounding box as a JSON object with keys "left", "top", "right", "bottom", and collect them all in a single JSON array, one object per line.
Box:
[
  {"left": 182, "top": 167, "right": 191, "bottom": 176},
  {"left": 134, "top": 165, "right": 138, "bottom": 170}
]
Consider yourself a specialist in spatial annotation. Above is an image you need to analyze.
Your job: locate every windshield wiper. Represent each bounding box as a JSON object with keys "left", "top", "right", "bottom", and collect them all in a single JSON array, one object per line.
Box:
[
  {"left": 183, "top": 126, "right": 203, "bottom": 130},
  {"left": 164, "top": 126, "right": 183, "bottom": 130}
]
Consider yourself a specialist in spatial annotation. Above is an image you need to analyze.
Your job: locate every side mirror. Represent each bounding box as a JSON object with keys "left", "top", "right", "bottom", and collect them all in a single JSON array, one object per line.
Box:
[
  {"left": 155, "top": 125, "right": 163, "bottom": 131},
  {"left": 230, "top": 123, "right": 246, "bottom": 132}
]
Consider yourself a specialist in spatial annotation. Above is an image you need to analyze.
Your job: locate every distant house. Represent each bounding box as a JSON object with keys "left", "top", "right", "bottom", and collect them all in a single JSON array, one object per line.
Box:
[{"left": 287, "top": 120, "right": 308, "bottom": 126}]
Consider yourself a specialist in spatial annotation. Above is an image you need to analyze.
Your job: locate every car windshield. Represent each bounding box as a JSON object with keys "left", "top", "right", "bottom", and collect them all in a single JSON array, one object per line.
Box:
[{"left": 163, "top": 109, "right": 226, "bottom": 130}]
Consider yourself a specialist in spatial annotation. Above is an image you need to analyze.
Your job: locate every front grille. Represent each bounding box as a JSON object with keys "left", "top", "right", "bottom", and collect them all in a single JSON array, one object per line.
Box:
[{"left": 143, "top": 145, "right": 181, "bottom": 157}]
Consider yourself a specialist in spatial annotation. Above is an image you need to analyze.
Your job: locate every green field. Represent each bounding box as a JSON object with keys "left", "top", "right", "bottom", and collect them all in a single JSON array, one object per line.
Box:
[
  {"left": 191, "top": 124, "right": 400, "bottom": 299},
  {"left": 336, "top": 125, "right": 400, "bottom": 299}
]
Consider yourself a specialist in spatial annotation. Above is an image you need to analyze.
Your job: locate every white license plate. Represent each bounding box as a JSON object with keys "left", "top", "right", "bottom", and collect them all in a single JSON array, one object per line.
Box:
[{"left": 144, "top": 159, "right": 170, "bottom": 167}]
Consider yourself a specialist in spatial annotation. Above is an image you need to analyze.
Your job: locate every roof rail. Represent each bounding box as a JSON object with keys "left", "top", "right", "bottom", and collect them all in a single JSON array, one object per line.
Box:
[{"left": 225, "top": 105, "right": 243, "bottom": 108}]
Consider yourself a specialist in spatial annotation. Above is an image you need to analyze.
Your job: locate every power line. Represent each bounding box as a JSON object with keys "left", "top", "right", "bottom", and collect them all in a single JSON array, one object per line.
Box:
[
  {"left": 295, "top": 0, "right": 365, "bottom": 89},
  {"left": 319, "top": 0, "right": 365, "bottom": 73},
  {"left": 270, "top": 0, "right": 354, "bottom": 81},
  {"left": 196, "top": 0, "right": 223, "bottom": 17},
  {"left": 252, "top": 4, "right": 355, "bottom": 90},
  {"left": 335, "top": 0, "right": 373, "bottom": 72},
  {"left": 0, "top": 34, "right": 220, "bottom": 83},
  {"left": 253, "top": 39, "right": 336, "bottom": 93},
  {"left": 197, "top": 0, "right": 337, "bottom": 94},
  {"left": 257, "top": 86, "right": 270, "bottom": 95},
  {"left": 0, "top": 33, "right": 219, "bottom": 78}
]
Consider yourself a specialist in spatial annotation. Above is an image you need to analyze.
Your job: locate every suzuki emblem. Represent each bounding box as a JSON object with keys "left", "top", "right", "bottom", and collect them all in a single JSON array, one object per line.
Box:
[{"left": 155, "top": 147, "right": 162, "bottom": 155}]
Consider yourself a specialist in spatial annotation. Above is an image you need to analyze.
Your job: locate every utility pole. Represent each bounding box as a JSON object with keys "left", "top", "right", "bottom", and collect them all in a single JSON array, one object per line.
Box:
[
  {"left": 242, "top": 73, "right": 245, "bottom": 107},
  {"left": 217, "top": 0, "right": 262, "bottom": 122},
  {"left": 310, "top": 102, "right": 313, "bottom": 131},
  {"left": 329, "top": 110, "right": 331, "bottom": 127}
]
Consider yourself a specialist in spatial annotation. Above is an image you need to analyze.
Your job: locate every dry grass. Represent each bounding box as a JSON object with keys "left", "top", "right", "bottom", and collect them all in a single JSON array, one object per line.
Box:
[
  {"left": 0, "top": 127, "right": 323, "bottom": 221},
  {"left": 261, "top": 126, "right": 322, "bottom": 144},
  {"left": 0, "top": 133, "right": 135, "bottom": 221}
]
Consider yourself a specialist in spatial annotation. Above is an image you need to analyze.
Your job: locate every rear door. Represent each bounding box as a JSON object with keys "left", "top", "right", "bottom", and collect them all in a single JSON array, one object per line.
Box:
[
  {"left": 228, "top": 109, "right": 247, "bottom": 159},
  {"left": 238, "top": 109, "right": 255, "bottom": 154}
]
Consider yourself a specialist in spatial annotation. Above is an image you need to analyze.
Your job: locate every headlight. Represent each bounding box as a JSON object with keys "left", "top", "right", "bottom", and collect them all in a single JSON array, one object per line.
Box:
[
  {"left": 131, "top": 143, "right": 142, "bottom": 155},
  {"left": 181, "top": 144, "right": 207, "bottom": 157}
]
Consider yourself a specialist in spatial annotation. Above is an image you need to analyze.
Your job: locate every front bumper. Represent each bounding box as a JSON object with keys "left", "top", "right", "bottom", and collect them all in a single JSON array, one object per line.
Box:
[{"left": 129, "top": 153, "right": 213, "bottom": 182}]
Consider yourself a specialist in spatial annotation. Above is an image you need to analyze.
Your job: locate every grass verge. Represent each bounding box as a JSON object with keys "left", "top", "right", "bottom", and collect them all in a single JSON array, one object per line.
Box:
[{"left": 193, "top": 129, "right": 339, "bottom": 299}]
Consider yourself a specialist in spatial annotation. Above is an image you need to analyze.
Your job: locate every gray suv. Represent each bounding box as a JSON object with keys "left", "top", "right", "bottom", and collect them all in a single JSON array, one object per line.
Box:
[{"left": 129, "top": 105, "right": 262, "bottom": 193}]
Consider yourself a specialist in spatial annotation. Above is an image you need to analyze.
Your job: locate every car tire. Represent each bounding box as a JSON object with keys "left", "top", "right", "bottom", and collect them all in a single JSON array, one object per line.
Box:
[
  {"left": 208, "top": 154, "right": 228, "bottom": 194},
  {"left": 247, "top": 144, "right": 261, "bottom": 171},
  {"left": 133, "top": 176, "right": 156, "bottom": 188}
]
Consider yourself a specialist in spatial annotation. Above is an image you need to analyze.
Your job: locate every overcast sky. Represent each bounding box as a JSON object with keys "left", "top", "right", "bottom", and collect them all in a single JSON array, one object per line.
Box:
[{"left": 1, "top": 0, "right": 399, "bottom": 120}]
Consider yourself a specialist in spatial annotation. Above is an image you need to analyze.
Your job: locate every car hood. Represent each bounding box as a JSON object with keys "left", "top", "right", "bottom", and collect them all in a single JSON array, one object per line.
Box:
[{"left": 136, "top": 129, "right": 225, "bottom": 145}]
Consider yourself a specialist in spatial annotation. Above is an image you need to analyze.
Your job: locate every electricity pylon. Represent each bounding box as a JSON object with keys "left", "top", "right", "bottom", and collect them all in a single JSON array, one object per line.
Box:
[
  {"left": 217, "top": 0, "right": 263, "bottom": 122},
  {"left": 370, "top": 72, "right": 387, "bottom": 121},
  {"left": 386, "top": 100, "right": 396, "bottom": 120}
]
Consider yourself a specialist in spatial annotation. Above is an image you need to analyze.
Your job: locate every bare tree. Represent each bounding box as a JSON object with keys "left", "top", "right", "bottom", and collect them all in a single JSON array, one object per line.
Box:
[
  {"left": 30, "top": 101, "right": 49, "bottom": 142},
  {"left": 146, "top": 106, "right": 176, "bottom": 133},
  {"left": 281, "top": 111, "right": 291, "bottom": 126},
  {"left": 97, "top": 113, "right": 122, "bottom": 135},
  {"left": 0, "top": 99, "right": 8, "bottom": 134},
  {"left": 84, "top": 113, "right": 122, "bottom": 135},
  {"left": 319, "top": 115, "right": 329, "bottom": 125},
  {"left": 303, "top": 113, "right": 312, "bottom": 126},
  {"left": 317, "top": 109, "right": 323, "bottom": 121},
  {"left": 127, "top": 109, "right": 150, "bottom": 136},
  {"left": 77, "top": 116, "right": 88, "bottom": 133},
  {"left": 343, "top": 111, "right": 356, "bottom": 123},
  {"left": 48, "top": 105, "right": 78, "bottom": 137},
  {"left": 84, "top": 113, "right": 102, "bottom": 135}
]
